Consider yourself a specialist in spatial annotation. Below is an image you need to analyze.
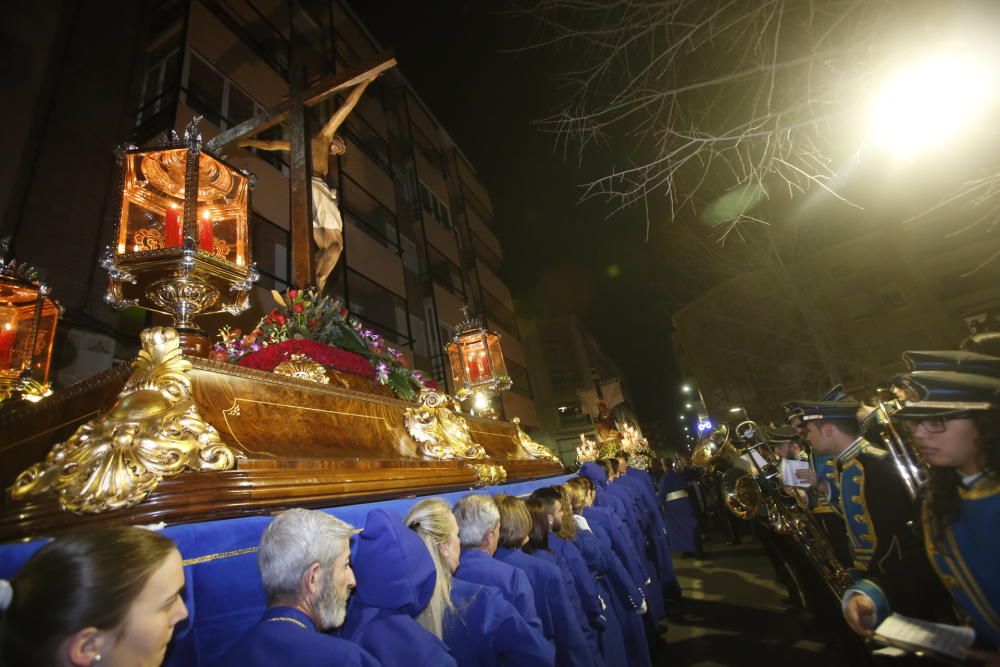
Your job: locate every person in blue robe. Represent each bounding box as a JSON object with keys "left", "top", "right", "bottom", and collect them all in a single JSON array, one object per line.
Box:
[
  {"left": 493, "top": 494, "right": 597, "bottom": 667},
  {"left": 452, "top": 493, "right": 544, "bottom": 635},
  {"left": 579, "top": 464, "right": 656, "bottom": 613},
  {"left": 566, "top": 477, "right": 651, "bottom": 667},
  {"left": 842, "top": 364, "right": 1000, "bottom": 656},
  {"left": 447, "top": 579, "right": 555, "bottom": 667},
  {"left": 529, "top": 487, "right": 607, "bottom": 634},
  {"left": 616, "top": 453, "right": 682, "bottom": 604},
  {"left": 215, "top": 508, "right": 379, "bottom": 667},
  {"left": 404, "top": 497, "right": 554, "bottom": 667},
  {"left": 657, "top": 458, "right": 701, "bottom": 556},
  {"left": 522, "top": 497, "right": 607, "bottom": 667},
  {"left": 337, "top": 508, "right": 456, "bottom": 667}
]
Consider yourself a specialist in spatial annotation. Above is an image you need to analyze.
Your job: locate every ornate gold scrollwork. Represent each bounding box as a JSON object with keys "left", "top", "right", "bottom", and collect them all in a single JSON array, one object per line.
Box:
[
  {"left": 471, "top": 463, "right": 507, "bottom": 487},
  {"left": 146, "top": 276, "right": 220, "bottom": 330},
  {"left": 511, "top": 417, "right": 561, "bottom": 463},
  {"left": 404, "top": 389, "right": 487, "bottom": 461},
  {"left": 11, "top": 327, "right": 236, "bottom": 514},
  {"left": 273, "top": 354, "right": 330, "bottom": 384},
  {"left": 134, "top": 227, "right": 165, "bottom": 251}
]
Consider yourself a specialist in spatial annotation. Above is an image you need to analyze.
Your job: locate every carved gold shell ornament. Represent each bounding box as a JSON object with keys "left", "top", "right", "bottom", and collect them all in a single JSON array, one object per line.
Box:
[
  {"left": 11, "top": 327, "right": 236, "bottom": 514},
  {"left": 404, "top": 389, "right": 487, "bottom": 461},
  {"left": 511, "top": 417, "right": 561, "bottom": 463},
  {"left": 471, "top": 464, "right": 507, "bottom": 487},
  {"left": 273, "top": 354, "right": 330, "bottom": 384}
]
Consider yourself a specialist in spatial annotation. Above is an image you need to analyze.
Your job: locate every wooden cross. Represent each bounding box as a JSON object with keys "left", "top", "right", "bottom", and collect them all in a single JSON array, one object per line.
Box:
[{"left": 208, "top": 52, "right": 397, "bottom": 288}]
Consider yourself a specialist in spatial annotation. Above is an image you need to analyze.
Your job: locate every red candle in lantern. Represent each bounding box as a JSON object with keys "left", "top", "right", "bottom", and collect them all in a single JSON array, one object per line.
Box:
[
  {"left": 164, "top": 205, "right": 182, "bottom": 247},
  {"left": 0, "top": 323, "right": 15, "bottom": 368},
  {"left": 198, "top": 213, "right": 214, "bottom": 253}
]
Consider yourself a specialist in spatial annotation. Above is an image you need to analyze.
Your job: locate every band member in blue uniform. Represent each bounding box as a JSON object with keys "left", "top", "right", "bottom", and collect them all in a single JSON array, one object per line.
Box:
[
  {"left": 216, "top": 509, "right": 379, "bottom": 667},
  {"left": 338, "top": 509, "right": 456, "bottom": 667},
  {"left": 404, "top": 498, "right": 554, "bottom": 667},
  {"left": 784, "top": 387, "right": 852, "bottom": 567},
  {"left": 843, "top": 366, "right": 1000, "bottom": 658},
  {"left": 493, "top": 494, "right": 597, "bottom": 667},
  {"left": 783, "top": 399, "right": 950, "bottom": 625},
  {"left": 452, "top": 494, "right": 544, "bottom": 635}
]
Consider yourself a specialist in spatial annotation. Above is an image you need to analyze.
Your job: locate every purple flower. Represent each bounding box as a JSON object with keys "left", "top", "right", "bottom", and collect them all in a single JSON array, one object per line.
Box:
[
  {"left": 375, "top": 361, "right": 390, "bottom": 384},
  {"left": 250, "top": 342, "right": 262, "bottom": 352}
]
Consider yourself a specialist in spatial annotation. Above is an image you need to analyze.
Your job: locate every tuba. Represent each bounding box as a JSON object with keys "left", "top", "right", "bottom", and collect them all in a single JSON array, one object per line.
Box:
[
  {"left": 691, "top": 424, "right": 740, "bottom": 471},
  {"left": 693, "top": 422, "right": 771, "bottom": 524}
]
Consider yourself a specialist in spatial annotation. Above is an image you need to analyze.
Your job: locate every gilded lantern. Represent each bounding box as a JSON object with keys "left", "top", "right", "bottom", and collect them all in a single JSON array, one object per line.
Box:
[
  {"left": 0, "top": 248, "right": 60, "bottom": 402},
  {"left": 446, "top": 311, "right": 512, "bottom": 395},
  {"left": 103, "top": 119, "right": 257, "bottom": 355}
]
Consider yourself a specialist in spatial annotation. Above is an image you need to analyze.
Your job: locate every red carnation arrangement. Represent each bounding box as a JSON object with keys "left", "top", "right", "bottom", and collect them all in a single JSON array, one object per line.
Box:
[{"left": 237, "top": 339, "right": 375, "bottom": 379}]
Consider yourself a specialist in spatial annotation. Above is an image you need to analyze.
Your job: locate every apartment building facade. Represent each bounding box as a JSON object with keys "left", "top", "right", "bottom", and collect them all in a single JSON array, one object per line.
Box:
[{"left": 1, "top": 0, "right": 538, "bottom": 426}]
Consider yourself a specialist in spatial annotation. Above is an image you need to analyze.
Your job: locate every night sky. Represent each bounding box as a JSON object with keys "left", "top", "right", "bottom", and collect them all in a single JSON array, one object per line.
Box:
[{"left": 354, "top": 1, "right": 685, "bottom": 435}]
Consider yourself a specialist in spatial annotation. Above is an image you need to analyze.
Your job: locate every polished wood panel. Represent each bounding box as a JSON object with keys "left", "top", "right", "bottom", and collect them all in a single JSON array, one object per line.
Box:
[{"left": 0, "top": 358, "right": 563, "bottom": 541}]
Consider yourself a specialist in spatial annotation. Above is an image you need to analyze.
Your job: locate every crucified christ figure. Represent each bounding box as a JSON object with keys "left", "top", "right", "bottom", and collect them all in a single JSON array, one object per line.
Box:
[{"left": 238, "top": 75, "right": 377, "bottom": 293}]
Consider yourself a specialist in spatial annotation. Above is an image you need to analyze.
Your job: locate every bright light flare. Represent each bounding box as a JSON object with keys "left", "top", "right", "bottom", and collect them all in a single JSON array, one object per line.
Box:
[{"left": 871, "top": 52, "right": 994, "bottom": 158}]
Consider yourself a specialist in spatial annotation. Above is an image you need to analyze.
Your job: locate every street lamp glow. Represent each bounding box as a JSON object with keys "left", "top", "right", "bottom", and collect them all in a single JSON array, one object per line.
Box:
[
  {"left": 729, "top": 406, "right": 743, "bottom": 413},
  {"left": 871, "top": 51, "right": 994, "bottom": 158},
  {"left": 685, "top": 403, "right": 693, "bottom": 409},
  {"left": 681, "top": 384, "right": 691, "bottom": 393}
]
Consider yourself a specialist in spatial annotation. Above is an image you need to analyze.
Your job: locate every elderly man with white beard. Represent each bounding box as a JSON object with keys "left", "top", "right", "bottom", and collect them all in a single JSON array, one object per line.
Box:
[{"left": 215, "top": 508, "right": 380, "bottom": 667}]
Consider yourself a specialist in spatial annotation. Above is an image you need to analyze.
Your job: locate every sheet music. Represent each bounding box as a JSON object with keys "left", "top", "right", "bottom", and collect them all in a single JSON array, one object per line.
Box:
[
  {"left": 874, "top": 613, "right": 975, "bottom": 661},
  {"left": 781, "top": 459, "right": 812, "bottom": 488}
]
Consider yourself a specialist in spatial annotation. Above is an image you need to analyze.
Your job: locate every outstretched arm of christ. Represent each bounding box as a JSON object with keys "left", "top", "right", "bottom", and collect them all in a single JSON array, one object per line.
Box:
[
  {"left": 319, "top": 75, "right": 376, "bottom": 140},
  {"left": 236, "top": 139, "right": 291, "bottom": 152}
]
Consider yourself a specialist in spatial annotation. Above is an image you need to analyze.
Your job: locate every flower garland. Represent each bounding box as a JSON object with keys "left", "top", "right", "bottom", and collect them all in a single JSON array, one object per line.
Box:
[{"left": 211, "top": 288, "right": 437, "bottom": 400}]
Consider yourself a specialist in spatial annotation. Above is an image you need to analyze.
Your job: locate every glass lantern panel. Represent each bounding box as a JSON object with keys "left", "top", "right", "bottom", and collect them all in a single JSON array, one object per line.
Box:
[
  {"left": 195, "top": 153, "right": 250, "bottom": 266},
  {"left": 460, "top": 334, "right": 491, "bottom": 384},
  {"left": 119, "top": 148, "right": 188, "bottom": 254},
  {"left": 30, "top": 299, "right": 60, "bottom": 382},
  {"left": 447, "top": 342, "right": 465, "bottom": 387},
  {"left": 0, "top": 298, "right": 43, "bottom": 380},
  {"left": 486, "top": 333, "right": 507, "bottom": 378}
]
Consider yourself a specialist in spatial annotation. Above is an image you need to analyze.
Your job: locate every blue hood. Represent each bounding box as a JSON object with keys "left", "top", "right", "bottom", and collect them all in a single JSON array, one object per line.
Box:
[
  {"left": 579, "top": 462, "right": 607, "bottom": 488},
  {"left": 353, "top": 508, "right": 436, "bottom": 616}
]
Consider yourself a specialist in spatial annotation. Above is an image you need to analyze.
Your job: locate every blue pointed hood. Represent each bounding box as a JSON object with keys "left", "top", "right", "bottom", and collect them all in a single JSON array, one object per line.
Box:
[
  {"left": 579, "top": 461, "right": 607, "bottom": 488},
  {"left": 352, "top": 508, "right": 436, "bottom": 616}
]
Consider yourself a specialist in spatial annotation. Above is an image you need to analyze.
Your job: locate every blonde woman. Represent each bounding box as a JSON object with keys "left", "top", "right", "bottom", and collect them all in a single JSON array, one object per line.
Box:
[{"left": 406, "top": 499, "right": 554, "bottom": 667}]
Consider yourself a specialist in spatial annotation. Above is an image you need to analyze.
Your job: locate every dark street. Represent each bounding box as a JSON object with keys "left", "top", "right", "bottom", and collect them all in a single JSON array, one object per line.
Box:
[{"left": 654, "top": 538, "right": 845, "bottom": 667}]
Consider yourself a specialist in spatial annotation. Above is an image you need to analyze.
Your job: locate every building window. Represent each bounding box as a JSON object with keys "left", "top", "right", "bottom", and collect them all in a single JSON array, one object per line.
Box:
[
  {"left": 419, "top": 181, "right": 452, "bottom": 230},
  {"left": 251, "top": 213, "right": 290, "bottom": 292},
  {"left": 181, "top": 49, "right": 266, "bottom": 132},
  {"left": 180, "top": 49, "right": 288, "bottom": 174},
  {"left": 346, "top": 269, "right": 411, "bottom": 348},
  {"left": 135, "top": 43, "right": 181, "bottom": 135},
  {"left": 507, "top": 360, "right": 533, "bottom": 398},
  {"left": 340, "top": 172, "right": 399, "bottom": 251},
  {"left": 426, "top": 244, "right": 465, "bottom": 298}
]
